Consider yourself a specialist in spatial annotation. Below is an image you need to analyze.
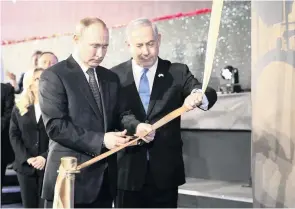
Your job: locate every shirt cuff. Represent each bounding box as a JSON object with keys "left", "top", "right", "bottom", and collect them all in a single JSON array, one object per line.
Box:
[{"left": 191, "top": 89, "right": 209, "bottom": 110}]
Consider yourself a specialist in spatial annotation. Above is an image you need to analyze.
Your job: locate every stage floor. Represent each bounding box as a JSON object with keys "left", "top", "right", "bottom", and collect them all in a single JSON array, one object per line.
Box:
[
  {"left": 2, "top": 177, "right": 253, "bottom": 208},
  {"left": 179, "top": 177, "right": 252, "bottom": 203}
]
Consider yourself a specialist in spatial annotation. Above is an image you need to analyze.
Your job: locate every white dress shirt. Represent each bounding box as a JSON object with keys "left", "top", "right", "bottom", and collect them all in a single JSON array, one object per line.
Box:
[
  {"left": 131, "top": 58, "right": 209, "bottom": 110},
  {"left": 132, "top": 59, "right": 158, "bottom": 93},
  {"left": 193, "top": 89, "right": 209, "bottom": 110},
  {"left": 72, "top": 52, "right": 99, "bottom": 86},
  {"left": 34, "top": 103, "right": 41, "bottom": 122}
]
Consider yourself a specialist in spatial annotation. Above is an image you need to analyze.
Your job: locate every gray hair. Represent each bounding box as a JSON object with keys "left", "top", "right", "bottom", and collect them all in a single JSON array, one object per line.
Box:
[{"left": 126, "top": 18, "right": 159, "bottom": 42}]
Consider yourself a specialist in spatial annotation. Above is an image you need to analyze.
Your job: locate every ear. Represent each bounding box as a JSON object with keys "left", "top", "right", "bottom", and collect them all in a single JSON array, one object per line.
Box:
[
  {"left": 125, "top": 40, "right": 131, "bottom": 48},
  {"left": 157, "top": 34, "right": 162, "bottom": 47},
  {"left": 73, "top": 34, "right": 80, "bottom": 44}
]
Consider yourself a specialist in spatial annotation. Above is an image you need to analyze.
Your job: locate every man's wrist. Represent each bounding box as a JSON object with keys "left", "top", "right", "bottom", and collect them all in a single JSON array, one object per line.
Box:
[{"left": 191, "top": 88, "right": 201, "bottom": 94}]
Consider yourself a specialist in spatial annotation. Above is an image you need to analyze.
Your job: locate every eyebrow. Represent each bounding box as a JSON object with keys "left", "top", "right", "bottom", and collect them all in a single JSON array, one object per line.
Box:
[
  {"left": 136, "top": 40, "right": 155, "bottom": 45},
  {"left": 147, "top": 40, "right": 155, "bottom": 44},
  {"left": 90, "top": 43, "right": 109, "bottom": 47}
]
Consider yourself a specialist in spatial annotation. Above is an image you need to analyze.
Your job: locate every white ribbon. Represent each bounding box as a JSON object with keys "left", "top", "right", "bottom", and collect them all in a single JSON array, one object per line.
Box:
[{"left": 201, "top": 0, "right": 224, "bottom": 94}]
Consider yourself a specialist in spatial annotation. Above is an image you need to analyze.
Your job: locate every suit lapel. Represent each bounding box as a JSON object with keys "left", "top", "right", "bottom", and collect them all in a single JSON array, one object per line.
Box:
[
  {"left": 23, "top": 105, "right": 38, "bottom": 127},
  {"left": 125, "top": 60, "right": 147, "bottom": 117},
  {"left": 67, "top": 56, "right": 102, "bottom": 120},
  {"left": 146, "top": 58, "right": 171, "bottom": 117},
  {"left": 25, "top": 106, "right": 37, "bottom": 125},
  {"left": 95, "top": 67, "right": 109, "bottom": 132}
]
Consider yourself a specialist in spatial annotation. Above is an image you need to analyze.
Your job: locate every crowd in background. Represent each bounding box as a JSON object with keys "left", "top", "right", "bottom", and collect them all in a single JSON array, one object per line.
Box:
[{"left": 1, "top": 51, "right": 58, "bottom": 207}]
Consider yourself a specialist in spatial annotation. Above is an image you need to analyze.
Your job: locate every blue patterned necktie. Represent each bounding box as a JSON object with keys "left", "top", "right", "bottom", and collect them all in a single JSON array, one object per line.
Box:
[
  {"left": 138, "top": 68, "right": 150, "bottom": 160},
  {"left": 139, "top": 68, "right": 150, "bottom": 113}
]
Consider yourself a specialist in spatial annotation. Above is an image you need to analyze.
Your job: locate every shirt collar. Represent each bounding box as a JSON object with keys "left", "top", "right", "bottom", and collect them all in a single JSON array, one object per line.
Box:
[
  {"left": 132, "top": 58, "right": 158, "bottom": 76},
  {"left": 72, "top": 51, "right": 92, "bottom": 74}
]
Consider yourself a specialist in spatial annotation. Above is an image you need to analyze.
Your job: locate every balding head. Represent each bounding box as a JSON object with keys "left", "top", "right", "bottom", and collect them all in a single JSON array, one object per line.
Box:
[
  {"left": 73, "top": 17, "right": 109, "bottom": 68},
  {"left": 75, "top": 17, "right": 107, "bottom": 37}
]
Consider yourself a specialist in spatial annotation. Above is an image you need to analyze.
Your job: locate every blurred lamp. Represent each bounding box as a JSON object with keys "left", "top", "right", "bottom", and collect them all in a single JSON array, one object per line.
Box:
[{"left": 220, "top": 65, "right": 242, "bottom": 93}]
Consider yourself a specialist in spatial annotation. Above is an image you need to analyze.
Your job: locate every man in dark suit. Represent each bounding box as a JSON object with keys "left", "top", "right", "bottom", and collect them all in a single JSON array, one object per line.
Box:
[
  {"left": 39, "top": 17, "right": 152, "bottom": 208},
  {"left": 1, "top": 83, "right": 15, "bottom": 191},
  {"left": 111, "top": 18, "right": 218, "bottom": 208}
]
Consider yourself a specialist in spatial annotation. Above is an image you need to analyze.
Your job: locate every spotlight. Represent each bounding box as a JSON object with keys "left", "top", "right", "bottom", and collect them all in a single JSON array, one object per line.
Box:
[{"left": 220, "top": 65, "right": 242, "bottom": 93}]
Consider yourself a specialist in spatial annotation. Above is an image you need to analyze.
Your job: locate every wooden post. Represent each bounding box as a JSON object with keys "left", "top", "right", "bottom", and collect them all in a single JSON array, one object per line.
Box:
[{"left": 53, "top": 157, "right": 78, "bottom": 209}]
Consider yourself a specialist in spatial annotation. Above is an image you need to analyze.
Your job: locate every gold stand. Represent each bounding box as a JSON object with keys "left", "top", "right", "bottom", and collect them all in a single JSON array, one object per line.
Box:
[{"left": 53, "top": 157, "right": 79, "bottom": 209}]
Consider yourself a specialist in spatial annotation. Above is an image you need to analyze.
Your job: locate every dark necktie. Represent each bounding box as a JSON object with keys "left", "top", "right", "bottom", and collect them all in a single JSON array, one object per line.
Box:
[{"left": 86, "top": 68, "right": 103, "bottom": 115}]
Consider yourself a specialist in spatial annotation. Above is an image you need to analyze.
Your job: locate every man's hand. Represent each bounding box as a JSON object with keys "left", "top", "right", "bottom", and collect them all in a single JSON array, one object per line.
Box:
[
  {"left": 103, "top": 130, "right": 129, "bottom": 149},
  {"left": 30, "top": 156, "right": 46, "bottom": 170},
  {"left": 6, "top": 71, "right": 16, "bottom": 81},
  {"left": 183, "top": 91, "right": 203, "bottom": 111},
  {"left": 5, "top": 71, "right": 18, "bottom": 89},
  {"left": 27, "top": 157, "right": 35, "bottom": 165},
  {"left": 135, "top": 123, "right": 155, "bottom": 143}
]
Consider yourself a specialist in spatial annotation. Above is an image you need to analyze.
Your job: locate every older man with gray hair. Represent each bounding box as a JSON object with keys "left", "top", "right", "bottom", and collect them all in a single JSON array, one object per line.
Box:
[{"left": 111, "top": 18, "right": 217, "bottom": 207}]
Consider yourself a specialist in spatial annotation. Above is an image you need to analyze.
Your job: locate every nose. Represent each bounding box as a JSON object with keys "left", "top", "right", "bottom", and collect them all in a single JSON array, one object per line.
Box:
[
  {"left": 95, "top": 47, "right": 103, "bottom": 58},
  {"left": 42, "top": 62, "right": 50, "bottom": 69},
  {"left": 141, "top": 45, "right": 150, "bottom": 56},
  {"left": 46, "top": 62, "right": 53, "bottom": 69}
]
